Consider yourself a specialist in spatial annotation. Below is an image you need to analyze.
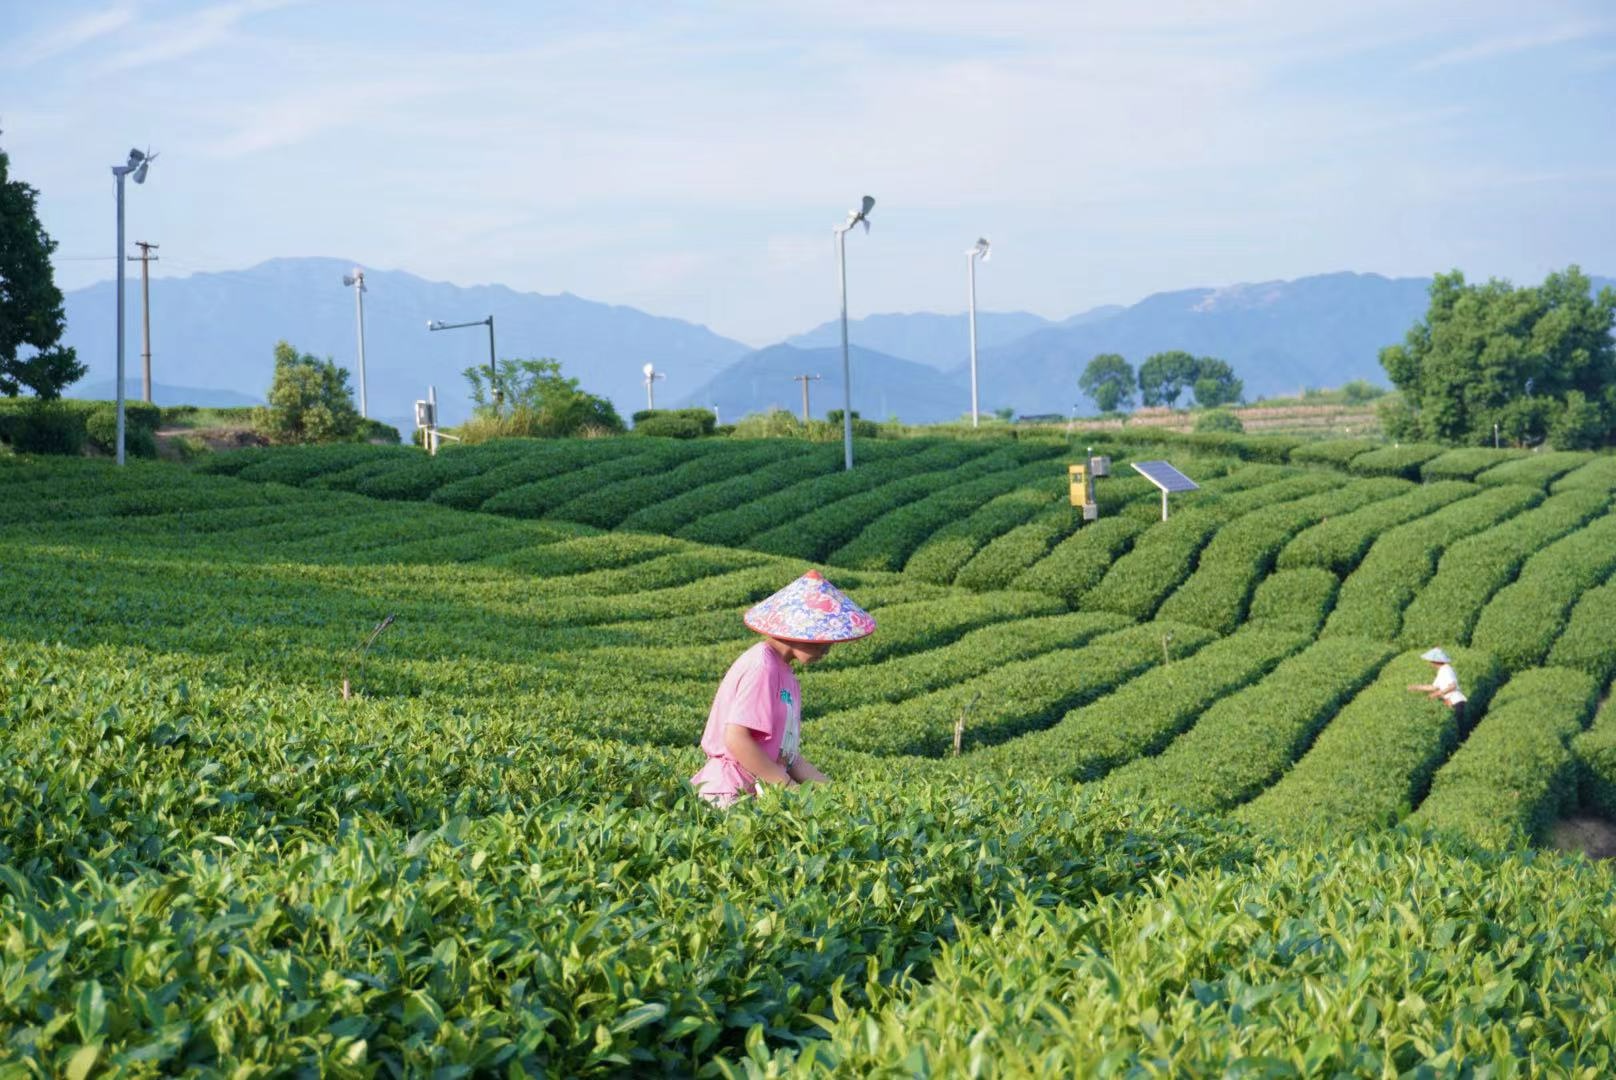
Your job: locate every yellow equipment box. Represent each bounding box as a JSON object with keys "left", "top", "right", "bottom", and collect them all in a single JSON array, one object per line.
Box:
[{"left": 1068, "top": 463, "right": 1089, "bottom": 507}]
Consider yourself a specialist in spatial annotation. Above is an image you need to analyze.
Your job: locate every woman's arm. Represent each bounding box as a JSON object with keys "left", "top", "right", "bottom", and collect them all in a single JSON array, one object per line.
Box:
[
  {"left": 724, "top": 724, "right": 795, "bottom": 786},
  {"left": 788, "top": 756, "right": 828, "bottom": 784}
]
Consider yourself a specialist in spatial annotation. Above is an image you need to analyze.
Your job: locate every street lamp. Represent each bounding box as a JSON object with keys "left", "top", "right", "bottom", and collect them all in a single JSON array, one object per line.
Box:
[
  {"left": 342, "top": 268, "right": 369, "bottom": 417},
  {"left": 427, "top": 315, "right": 498, "bottom": 408},
  {"left": 966, "top": 237, "right": 991, "bottom": 427},
  {"left": 642, "top": 362, "right": 666, "bottom": 410},
  {"left": 833, "top": 194, "right": 875, "bottom": 469},
  {"left": 111, "top": 147, "right": 156, "bottom": 466}
]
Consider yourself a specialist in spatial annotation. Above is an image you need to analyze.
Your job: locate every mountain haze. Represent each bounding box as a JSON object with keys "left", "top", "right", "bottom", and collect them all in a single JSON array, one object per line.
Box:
[
  {"left": 61, "top": 258, "right": 752, "bottom": 431},
  {"left": 786, "top": 311, "right": 1055, "bottom": 369}
]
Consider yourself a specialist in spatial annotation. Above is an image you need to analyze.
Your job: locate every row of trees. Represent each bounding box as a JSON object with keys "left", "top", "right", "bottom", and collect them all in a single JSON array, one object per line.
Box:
[{"left": 1079, "top": 351, "right": 1244, "bottom": 413}]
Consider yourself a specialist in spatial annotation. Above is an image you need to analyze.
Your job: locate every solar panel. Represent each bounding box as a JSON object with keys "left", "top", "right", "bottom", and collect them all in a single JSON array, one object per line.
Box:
[{"left": 1131, "top": 460, "right": 1200, "bottom": 493}]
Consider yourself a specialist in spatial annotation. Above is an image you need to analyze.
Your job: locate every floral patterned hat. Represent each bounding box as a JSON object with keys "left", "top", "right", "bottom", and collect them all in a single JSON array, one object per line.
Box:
[{"left": 743, "top": 569, "right": 877, "bottom": 644}]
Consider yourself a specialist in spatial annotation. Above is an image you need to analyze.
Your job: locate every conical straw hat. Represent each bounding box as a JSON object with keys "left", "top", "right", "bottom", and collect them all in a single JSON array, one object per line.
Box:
[
  {"left": 743, "top": 569, "right": 876, "bottom": 644},
  {"left": 1421, "top": 647, "right": 1452, "bottom": 664}
]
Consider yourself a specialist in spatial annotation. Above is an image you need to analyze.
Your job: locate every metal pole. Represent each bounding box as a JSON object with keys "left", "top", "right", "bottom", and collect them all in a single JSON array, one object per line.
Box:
[
  {"left": 801, "top": 376, "right": 811, "bottom": 423},
  {"left": 428, "top": 384, "right": 438, "bottom": 456},
  {"left": 486, "top": 316, "right": 497, "bottom": 408},
  {"left": 1162, "top": 488, "right": 1169, "bottom": 522},
  {"left": 354, "top": 271, "right": 368, "bottom": 418},
  {"left": 837, "top": 227, "right": 853, "bottom": 470},
  {"left": 131, "top": 241, "right": 158, "bottom": 403},
  {"left": 968, "top": 251, "right": 980, "bottom": 428},
  {"left": 114, "top": 170, "right": 126, "bottom": 466},
  {"left": 646, "top": 374, "right": 655, "bottom": 411}
]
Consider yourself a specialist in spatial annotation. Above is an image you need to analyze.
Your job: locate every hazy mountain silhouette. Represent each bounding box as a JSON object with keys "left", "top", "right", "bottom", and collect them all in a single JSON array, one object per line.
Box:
[{"left": 60, "top": 257, "right": 752, "bottom": 433}]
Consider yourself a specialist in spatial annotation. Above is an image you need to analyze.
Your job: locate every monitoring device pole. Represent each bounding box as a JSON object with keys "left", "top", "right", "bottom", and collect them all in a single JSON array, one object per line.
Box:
[
  {"left": 790, "top": 373, "right": 822, "bottom": 422},
  {"left": 128, "top": 241, "right": 159, "bottom": 403}
]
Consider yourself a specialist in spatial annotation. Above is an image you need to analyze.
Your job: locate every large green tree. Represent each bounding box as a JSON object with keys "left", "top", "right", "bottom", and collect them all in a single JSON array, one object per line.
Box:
[
  {"left": 0, "top": 140, "right": 83, "bottom": 399},
  {"left": 258, "top": 341, "right": 361, "bottom": 444},
  {"left": 1137, "top": 351, "right": 1198, "bottom": 406},
  {"left": 1191, "top": 358, "right": 1243, "bottom": 407},
  {"left": 463, "top": 357, "right": 624, "bottom": 437},
  {"left": 1078, "top": 353, "right": 1134, "bottom": 412},
  {"left": 1380, "top": 267, "right": 1616, "bottom": 448}
]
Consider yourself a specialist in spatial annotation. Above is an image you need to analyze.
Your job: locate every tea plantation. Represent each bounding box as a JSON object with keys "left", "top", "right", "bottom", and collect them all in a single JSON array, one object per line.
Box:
[{"left": 6, "top": 433, "right": 1616, "bottom": 1075}]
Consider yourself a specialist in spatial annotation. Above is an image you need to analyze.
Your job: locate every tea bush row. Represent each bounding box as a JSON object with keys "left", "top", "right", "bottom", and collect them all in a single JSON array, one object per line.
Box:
[
  {"left": 1245, "top": 567, "right": 1340, "bottom": 636},
  {"left": 1346, "top": 441, "right": 1447, "bottom": 479},
  {"left": 1421, "top": 446, "right": 1527, "bottom": 481},
  {"left": 1476, "top": 450, "right": 1594, "bottom": 488},
  {"left": 1276, "top": 480, "right": 1473, "bottom": 575},
  {"left": 1470, "top": 512, "right": 1616, "bottom": 671},
  {"left": 1411, "top": 666, "right": 1600, "bottom": 848},
  {"left": 1009, "top": 517, "right": 1146, "bottom": 606}
]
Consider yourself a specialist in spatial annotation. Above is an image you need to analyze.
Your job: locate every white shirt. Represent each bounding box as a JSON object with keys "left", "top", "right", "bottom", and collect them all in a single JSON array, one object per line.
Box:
[{"left": 1433, "top": 664, "right": 1467, "bottom": 706}]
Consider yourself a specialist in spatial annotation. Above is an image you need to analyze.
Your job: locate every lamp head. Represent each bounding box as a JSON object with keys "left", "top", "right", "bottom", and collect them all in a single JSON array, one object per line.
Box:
[
  {"left": 128, "top": 147, "right": 156, "bottom": 184},
  {"left": 642, "top": 362, "right": 656, "bottom": 378},
  {"left": 971, "top": 237, "right": 991, "bottom": 261}
]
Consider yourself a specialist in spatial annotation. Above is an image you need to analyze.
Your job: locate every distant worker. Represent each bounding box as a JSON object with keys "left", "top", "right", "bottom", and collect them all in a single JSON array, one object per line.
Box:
[
  {"left": 1408, "top": 647, "right": 1468, "bottom": 726},
  {"left": 690, "top": 569, "right": 876, "bottom": 806}
]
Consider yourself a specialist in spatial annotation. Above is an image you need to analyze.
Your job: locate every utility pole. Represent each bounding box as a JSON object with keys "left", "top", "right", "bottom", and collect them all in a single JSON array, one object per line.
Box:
[
  {"left": 789, "top": 373, "right": 822, "bottom": 423},
  {"left": 127, "top": 241, "right": 159, "bottom": 403},
  {"left": 342, "top": 268, "right": 369, "bottom": 417}
]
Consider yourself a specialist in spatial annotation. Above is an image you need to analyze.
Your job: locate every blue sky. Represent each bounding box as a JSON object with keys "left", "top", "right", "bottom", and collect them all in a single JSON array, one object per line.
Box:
[{"left": 4, "top": 0, "right": 1614, "bottom": 345}]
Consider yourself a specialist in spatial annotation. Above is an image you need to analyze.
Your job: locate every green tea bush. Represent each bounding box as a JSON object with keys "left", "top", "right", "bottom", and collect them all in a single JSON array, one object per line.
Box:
[
  {"left": 1572, "top": 697, "right": 1616, "bottom": 819},
  {"left": 483, "top": 442, "right": 705, "bottom": 519},
  {"left": 902, "top": 483, "right": 1061, "bottom": 584},
  {"left": 1083, "top": 510, "right": 1221, "bottom": 620},
  {"left": 1411, "top": 666, "right": 1599, "bottom": 847},
  {"left": 1346, "top": 441, "right": 1446, "bottom": 479},
  {"left": 1009, "top": 517, "right": 1146, "bottom": 606},
  {"left": 1246, "top": 567, "right": 1339, "bottom": 636},
  {"left": 1323, "top": 485, "right": 1544, "bottom": 640},
  {"left": 1545, "top": 580, "right": 1616, "bottom": 686},
  {"left": 969, "top": 628, "right": 1306, "bottom": 781},
  {"left": 1399, "top": 489, "right": 1605, "bottom": 646},
  {"left": 618, "top": 443, "right": 846, "bottom": 536},
  {"left": 952, "top": 503, "right": 1076, "bottom": 591},
  {"left": 1288, "top": 437, "right": 1379, "bottom": 468},
  {"left": 1550, "top": 454, "right": 1616, "bottom": 493},
  {"left": 547, "top": 442, "right": 798, "bottom": 529},
  {"left": 429, "top": 440, "right": 644, "bottom": 510},
  {"left": 1470, "top": 513, "right": 1616, "bottom": 671},
  {"left": 1101, "top": 636, "right": 1394, "bottom": 812},
  {"left": 1157, "top": 478, "right": 1409, "bottom": 634},
  {"left": 631, "top": 407, "right": 718, "bottom": 438},
  {"left": 1421, "top": 446, "right": 1525, "bottom": 481},
  {"left": 1475, "top": 450, "right": 1595, "bottom": 488},
  {"left": 1237, "top": 648, "right": 1503, "bottom": 837},
  {"left": 1276, "top": 480, "right": 1473, "bottom": 575}
]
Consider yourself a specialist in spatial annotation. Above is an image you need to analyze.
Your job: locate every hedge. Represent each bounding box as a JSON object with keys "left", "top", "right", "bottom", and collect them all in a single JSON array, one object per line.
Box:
[
  {"left": 1550, "top": 454, "right": 1616, "bottom": 493},
  {"left": 1475, "top": 450, "right": 1596, "bottom": 489},
  {"left": 545, "top": 441, "right": 800, "bottom": 529},
  {"left": 0, "top": 398, "right": 162, "bottom": 457},
  {"left": 631, "top": 408, "right": 717, "bottom": 438},
  {"left": 1469, "top": 512, "right": 1616, "bottom": 672},
  {"left": 1545, "top": 580, "right": 1616, "bottom": 687},
  {"left": 618, "top": 443, "right": 846, "bottom": 535},
  {"left": 349, "top": 441, "right": 534, "bottom": 502},
  {"left": 902, "top": 483, "right": 1062, "bottom": 585},
  {"left": 480, "top": 442, "right": 706, "bottom": 518},
  {"left": 1287, "top": 438, "right": 1380, "bottom": 468},
  {"left": 1099, "top": 636, "right": 1395, "bottom": 813},
  {"left": 952, "top": 503, "right": 1077, "bottom": 591},
  {"left": 1398, "top": 488, "right": 1606, "bottom": 647},
  {"left": 429, "top": 440, "right": 647, "bottom": 511},
  {"left": 1236, "top": 648, "right": 1504, "bottom": 838},
  {"left": 1421, "top": 447, "right": 1527, "bottom": 481},
  {"left": 1275, "top": 481, "right": 1474, "bottom": 575},
  {"left": 1410, "top": 666, "right": 1599, "bottom": 848},
  {"left": 1246, "top": 568, "right": 1340, "bottom": 636},
  {"left": 1346, "top": 442, "right": 1447, "bottom": 480},
  {"left": 1572, "top": 697, "right": 1616, "bottom": 819},
  {"left": 811, "top": 621, "right": 1218, "bottom": 757},
  {"left": 1322, "top": 485, "right": 1544, "bottom": 641},
  {"left": 967, "top": 628, "right": 1307, "bottom": 782},
  {"left": 1009, "top": 516, "right": 1147, "bottom": 607},
  {"left": 1156, "top": 478, "right": 1410, "bottom": 634}
]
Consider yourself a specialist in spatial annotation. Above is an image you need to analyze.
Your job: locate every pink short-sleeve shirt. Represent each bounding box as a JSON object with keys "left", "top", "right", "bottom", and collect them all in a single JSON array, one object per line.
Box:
[{"left": 689, "top": 642, "right": 802, "bottom": 805}]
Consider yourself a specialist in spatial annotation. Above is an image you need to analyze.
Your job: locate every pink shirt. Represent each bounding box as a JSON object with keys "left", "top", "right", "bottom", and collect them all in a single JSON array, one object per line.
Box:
[{"left": 690, "top": 642, "right": 802, "bottom": 805}]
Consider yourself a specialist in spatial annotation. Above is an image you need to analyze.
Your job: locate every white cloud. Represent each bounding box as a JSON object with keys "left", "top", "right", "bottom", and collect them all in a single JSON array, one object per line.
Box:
[
  {"left": 1413, "top": 20, "right": 1609, "bottom": 70},
  {"left": 2, "top": 5, "right": 135, "bottom": 67}
]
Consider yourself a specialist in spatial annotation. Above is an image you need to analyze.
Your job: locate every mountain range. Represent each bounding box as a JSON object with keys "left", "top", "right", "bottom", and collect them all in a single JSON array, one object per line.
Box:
[{"left": 57, "top": 259, "right": 1615, "bottom": 429}]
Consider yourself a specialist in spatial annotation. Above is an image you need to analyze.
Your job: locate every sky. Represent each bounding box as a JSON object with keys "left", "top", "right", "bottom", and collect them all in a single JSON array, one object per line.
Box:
[{"left": 4, "top": 0, "right": 1614, "bottom": 346}]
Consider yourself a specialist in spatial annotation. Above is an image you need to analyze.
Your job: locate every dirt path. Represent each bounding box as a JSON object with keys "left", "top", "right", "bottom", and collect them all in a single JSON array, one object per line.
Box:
[{"left": 1548, "top": 814, "right": 1616, "bottom": 859}]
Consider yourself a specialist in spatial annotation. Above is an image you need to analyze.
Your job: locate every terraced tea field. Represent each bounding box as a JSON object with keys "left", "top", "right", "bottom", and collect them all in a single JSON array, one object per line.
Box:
[{"left": 6, "top": 434, "right": 1616, "bottom": 1075}]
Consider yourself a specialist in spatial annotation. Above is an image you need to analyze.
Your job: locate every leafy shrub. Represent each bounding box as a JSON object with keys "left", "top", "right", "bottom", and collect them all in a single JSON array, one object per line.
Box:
[
  {"left": 1573, "top": 697, "right": 1616, "bottom": 819},
  {"left": 632, "top": 408, "right": 718, "bottom": 438},
  {"left": 1475, "top": 450, "right": 1595, "bottom": 489},
  {"left": 1545, "top": 580, "right": 1616, "bottom": 686},
  {"left": 1237, "top": 648, "right": 1503, "bottom": 837},
  {"left": 1193, "top": 409, "right": 1243, "bottom": 434},
  {"left": 1398, "top": 488, "right": 1604, "bottom": 647},
  {"left": 1346, "top": 442, "right": 1446, "bottom": 479},
  {"left": 1246, "top": 568, "right": 1339, "bottom": 636},
  {"left": 7, "top": 402, "right": 85, "bottom": 455},
  {"left": 1550, "top": 454, "right": 1616, "bottom": 493},
  {"left": 1411, "top": 666, "right": 1599, "bottom": 847},
  {"left": 255, "top": 340, "right": 361, "bottom": 444},
  {"left": 1009, "top": 516, "right": 1145, "bottom": 606},
  {"left": 1288, "top": 438, "right": 1378, "bottom": 468},
  {"left": 618, "top": 443, "right": 846, "bottom": 535},
  {"left": 1100, "top": 636, "right": 1394, "bottom": 812},
  {"left": 1276, "top": 481, "right": 1473, "bottom": 575},
  {"left": 1420, "top": 446, "right": 1525, "bottom": 481},
  {"left": 1470, "top": 512, "right": 1616, "bottom": 671}
]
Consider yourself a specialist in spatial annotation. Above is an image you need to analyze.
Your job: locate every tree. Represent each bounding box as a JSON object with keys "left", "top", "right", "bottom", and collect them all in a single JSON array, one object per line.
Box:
[
  {"left": 1079, "top": 353, "right": 1134, "bottom": 412},
  {"left": 257, "top": 341, "right": 361, "bottom": 444},
  {"left": 0, "top": 139, "right": 82, "bottom": 399},
  {"left": 1194, "top": 409, "right": 1244, "bottom": 434},
  {"left": 1191, "top": 358, "right": 1244, "bottom": 408},
  {"left": 1380, "top": 267, "right": 1616, "bottom": 446},
  {"left": 463, "top": 357, "right": 624, "bottom": 437},
  {"left": 1137, "top": 351, "right": 1199, "bottom": 407}
]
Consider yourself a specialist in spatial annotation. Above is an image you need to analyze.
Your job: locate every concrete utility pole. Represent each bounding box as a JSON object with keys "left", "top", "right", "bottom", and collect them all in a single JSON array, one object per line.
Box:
[
  {"left": 128, "top": 241, "right": 159, "bottom": 403},
  {"left": 342, "top": 268, "right": 369, "bottom": 417},
  {"left": 789, "top": 373, "right": 822, "bottom": 423}
]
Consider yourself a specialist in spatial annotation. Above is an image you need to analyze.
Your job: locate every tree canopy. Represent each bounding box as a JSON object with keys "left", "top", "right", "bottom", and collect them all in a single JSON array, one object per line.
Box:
[
  {"left": 463, "top": 357, "right": 624, "bottom": 438},
  {"left": 258, "top": 341, "right": 361, "bottom": 444},
  {"left": 1380, "top": 267, "right": 1616, "bottom": 448},
  {"left": 1137, "top": 351, "right": 1242, "bottom": 408},
  {"left": 1079, "top": 353, "right": 1134, "bottom": 412},
  {"left": 0, "top": 141, "right": 82, "bottom": 399}
]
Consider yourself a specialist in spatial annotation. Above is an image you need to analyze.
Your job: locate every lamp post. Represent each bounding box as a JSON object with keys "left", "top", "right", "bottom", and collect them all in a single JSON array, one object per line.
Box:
[
  {"left": 833, "top": 195, "right": 875, "bottom": 470},
  {"left": 111, "top": 147, "right": 155, "bottom": 466},
  {"left": 342, "top": 268, "right": 369, "bottom": 417},
  {"left": 427, "top": 315, "right": 498, "bottom": 408},
  {"left": 642, "top": 362, "right": 666, "bottom": 410},
  {"left": 966, "top": 237, "right": 990, "bottom": 427}
]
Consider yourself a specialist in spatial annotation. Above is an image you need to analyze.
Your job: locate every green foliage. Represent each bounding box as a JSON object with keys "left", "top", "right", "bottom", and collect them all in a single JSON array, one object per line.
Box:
[
  {"left": 1193, "top": 408, "right": 1243, "bottom": 434},
  {"left": 4, "top": 401, "right": 85, "bottom": 455},
  {"left": 457, "top": 359, "right": 626, "bottom": 442},
  {"left": 1412, "top": 667, "right": 1599, "bottom": 847},
  {"left": 1136, "top": 350, "right": 1198, "bottom": 407},
  {"left": 1246, "top": 568, "right": 1340, "bottom": 636},
  {"left": 1191, "top": 358, "right": 1244, "bottom": 408},
  {"left": 1380, "top": 267, "right": 1616, "bottom": 446},
  {"left": 256, "top": 341, "right": 361, "bottom": 444},
  {"left": 1237, "top": 649, "right": 1503, "bottom": 837},
  {"left": 1572, "top": 698, "right": 1616, "bottom": 819},
  {"left": 1009, "top": 516, "right": 1145, "bottom": 607},
  {"left": 1079, "top": 353, "right": 1134, "bottom": 412},
  {"left": 1398, "top": 489, "right": 1605, "bottom": 647},
  {"left": 1347, "top": 441, "right": 1446, "bottom": 479},
  {"left": 1546, "top": 580, "right": 1616, "bottom": 686},
  {"left": 1420, "top": 446, "right": 1525, "bottom": 480},
  {"left": 1276, "top": 481, "right": 1473, "bottom": 576},
  {"left": 1323, "top": 485, "right": 1544, "bottom": 641},
  {"left": 1474, "top": 450, "right": 1594, "bottom": 489},
  {"left": 0, "top": 143, "right": 83, "bottom": 398},
  {"left": 1288, "top": 437, "right": 1378, "bottom": 467},
  {"left": 1101, "top": 636, "right": 1394, "bottom": 812},
  {"left": 1470, "top": 513, "right": 1616, "bottom": 672},
  {"left": 632, "top": 408, "right": 717, "bottom": 438}
]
